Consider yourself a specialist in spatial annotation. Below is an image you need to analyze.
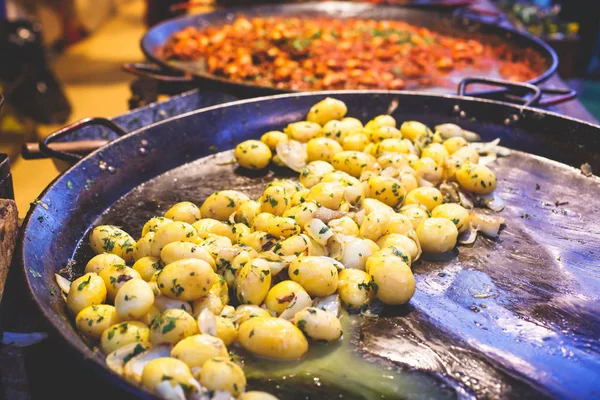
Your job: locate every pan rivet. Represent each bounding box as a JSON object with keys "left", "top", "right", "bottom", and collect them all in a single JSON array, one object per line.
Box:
[
  {"left": 141, "top": 139, "right": 148, "bottom": 146},
  {"left": 108, "top": 166, "right": 117, "bottom": 174},
  {"left": 459, "top": 111, "right": 466, "bottom": 118},
  {"left": 453, "top": 105, "right": 460, "bottom": 113},
  {"left": 504, "top": 118, "right": 511, "bottom": 125},
  {"left": 139, "top": 147, "right": 147, "bottom": 156},
  {"left": 98, "top": 161, "right": 108, "bottom": 171},
  {"left": 512, "top": 114, "right": 519, "bottom": 121}
]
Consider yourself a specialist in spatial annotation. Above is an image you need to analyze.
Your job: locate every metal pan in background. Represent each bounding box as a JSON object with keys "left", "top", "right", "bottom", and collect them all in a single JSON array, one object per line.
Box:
[
  {"left": 21, "top": 90, "right": 600, "bottom": 399},
  {"left": 126, "top": 2, "right": 559, "bottom": 99}
]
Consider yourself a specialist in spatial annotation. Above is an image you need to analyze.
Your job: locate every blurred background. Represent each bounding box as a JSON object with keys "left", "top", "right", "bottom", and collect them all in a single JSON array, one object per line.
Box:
[{"left": 0, "top": 0, "right": 598, "bottom": 218}]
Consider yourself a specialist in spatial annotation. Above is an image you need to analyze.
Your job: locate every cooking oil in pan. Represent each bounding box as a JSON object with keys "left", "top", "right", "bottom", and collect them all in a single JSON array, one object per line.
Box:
[{"left": 239, "top": 312, "right": 455, "bottom": 400}]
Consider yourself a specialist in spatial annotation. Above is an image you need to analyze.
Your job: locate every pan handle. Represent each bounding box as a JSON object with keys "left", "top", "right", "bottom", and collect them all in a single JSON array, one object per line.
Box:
[
  {"left": 122, "top": 62, "right": 195, "bottom": 83},
  {"left": 38, "top": 117, "right": 126, "bottom": 163},
  {"left": 458, "top": 77, "right": 542, "bottom": 107}
]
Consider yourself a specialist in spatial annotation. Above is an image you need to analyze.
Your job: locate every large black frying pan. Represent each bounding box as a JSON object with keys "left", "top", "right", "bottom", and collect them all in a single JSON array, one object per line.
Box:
[
  {"left": 23, "top": 90, "right": 600, "bottom": 399},
  {"left": 125, "top": 2, "right": 559, "bottom": 100}
]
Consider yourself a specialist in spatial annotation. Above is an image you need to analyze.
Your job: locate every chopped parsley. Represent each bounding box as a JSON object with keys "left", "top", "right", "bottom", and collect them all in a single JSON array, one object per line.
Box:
[
  {"left": 77, "top": 275, "right": 92, "bottom": 291},
  {"left": 162, "top": 317, "right": 177, "bottom": 334}
]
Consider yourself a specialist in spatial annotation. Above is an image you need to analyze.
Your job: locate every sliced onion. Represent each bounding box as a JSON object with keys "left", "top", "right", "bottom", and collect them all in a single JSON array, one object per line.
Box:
[
  {"left": 478, "top": 153, "right": 497, "bottom": 166},
  {"left": 458, "top": 225, "right": 478, "bottom": 245},
  {"left": 327, "top": 234, "right": 346, "bottom": 261},
  {"left": 154, "top": 296, "right": 192, "bottom": 314},
  {"left": 155, "top": 380, "right": 186, "bottom": 400},
  {"left": 123, "top": 344, "right": 171, "bottom": 384},
  {"left": 314, "top": 206, "right": 347, "bottom": 223},
  {"left": 307, "top": 237, "right": 327, "bottom": 256},
  {"left": 279, "top": 290, "right": 312, "bottom": 320},
  {"left": 198, "top": 309, "right": 217, "bottom": 336},
  {"left": 478, "top": 191, "right": 505, "bottom": 212},
  {"left": 220, "top": 305, "right": 235, "bottom": 318},
  {"left": 305, "top": 218, "right": 334, "bottom": 246},
  {"left": 313, "top": 294, "right": 341, "bottom": 317},
  {"left": 470, "top": 212, "right": 505, "bottom": 237},
  {"left": 417, "top": 178, "right": 434, "bottom": 187},
  {"left": 55, "top": 273, "right": 71, "bottom": 294},
  {"left": 471, "top": 138, "right": 500, "bottom": 154},
  {"left": 106, "top": 341, "right": 152, "bottom": 377},
  {"left": 276, "top": 140, "right": 307, "bottom": 172},
  {"left": 458, "top": 188, "right": 475, "bottom": 209},
  {"left": 435, "top": 123, "right": 463, "bottom": 139},
  {"left": 352, "top": 208, "right": 366, "bottom": 226}
]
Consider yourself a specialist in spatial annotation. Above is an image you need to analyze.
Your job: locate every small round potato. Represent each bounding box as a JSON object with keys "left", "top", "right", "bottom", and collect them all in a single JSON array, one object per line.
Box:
[
  {"left": 366, "top": 251, "right": 415, "bottom": 305},
  {"left": 376, "top": 234, "right": 417, "bottom": 264},
  {"left": 455, "top": 163, "right": 497, "bottom": 195},
  {"left": 403, "top": 187, "right": 443, "bottom": 211},
  {"left": 365, "top": 114, "right": 396, "bottom": 131},
  {"left": 342, "top": 132, "right": 370, "bottom": 151},
  {"left": 99, "top": 264, "right": 142, "bottom": 301},
  {"left": 293, "top": 307, "right": 343, "bottom": 342},
  {"left": 328, "top": 216, "right": 359, "bottom": 236},
  {"left": 367, "top": 176, "right": 406, "bottom": 207},
  {"left": 101, "top": 321, "right": 150, "bottom": 354},
  {"left": 149, "top": 309, "right": 198, "bottom": 345},
  {"left": 339, "top": 237, "right": 379, "bottom": 271},
  {"left": 238, "top": 317, "right": 308, "bottom": 360},
  {"left": 331, "top": 151, "right": 376, "bottom": 178},
  {"left": 201, "top": 190, "right": 250, "bottom": 221},
  {"left": 421, "top": 143, "right": 449, "bottom": 165},
  {"left": 89, "top": 225, "right": 136, "bottom": 262},
  {"left": 153, "top": 296, "right": 192, "bottom": 314},
  {"left": 252, "top": 213, "right": 300, "bottom": 239},
  {"left": 157, "top": 259, "right": 215, "bottom": 301},
  {"left": 67, "top": 272, "right": 107, "bottom": 315},
  {"left": 289, "top": 256, "right": 338, "bottom": 297},
  {"left": 215, "top": 316, "right": 238, "bottom": 346},
  {"left": 234, "top": 200, "right": 263, "bottom": 226},
  {"left": 142, "top": 216, "right": 173, "bottom": 237},
  {"left": 453, "top": 146, "right": 480, "bottom": 163},
  {"left": 233, "top": 304, "right": 272, "bottom": 325},
  {"left": 260, "top": 186, "right": 290, "bottom": 216},
  {"left": 377, "top": 153, "right": 412, "bottom": 169},
  {"left": 400, "top": 121, "right": 430, "bottom": 142},
  {"left": 370, "top": 125, "right": 403, "bottom": 142},
  {"left": 234, "top": 140, "right": 272, "bottom": 170},
  {"left": 115, "top": 278, "right": 155, "bottom": 320},
  {"left": 338, "top": 269, "right": 373, "bottom": 309},
  {"left": 141, "top": 357, "right": 194, "bottom": 393},
  {"left": 412, "top": 157, "right": 443, "bottom": 185},
  {"left": 239, "top": 391, "right": 280, "bottom": 400},
  {"left": 299, "top": 161, "right": 335, "bottom": 188},
  {"left": 237, "top": 231, "right": 273, "bottom": 253},
  {"left": 164, "top": 201, "right": 201, "bottom": 224},
  {"left": 363, "top": 198, "right": 395, "bottom": 215},
  {"left": 235, "top": 260, "right": 272, "bottom": 305},
  {"left": 261, "top": 130, "right": 288, "bottom": 150},
  {"left": 359, "top": 211, "right": 392, "bottom": 242},
  {"left": 133, "top": 232, "right": 155, "bottom": 261},
  {"left": 284, "top": 121, "right": 321, "bottom": 142},
  {"left": 282, "top": 202, "right": 318, "bottom": 228},
  {"left": 264, "top": 280, "right": 307, "bottom": 315},
  {"left": 306, "top": 137, "right": 343, "bottom": 163},
  {"left": 199, "top": 357, "right": 247, "bottom": 397},
  {"left": 307, "top": 182, "right": 345, "bottom": 210},
  {"left": 432, "top": 203, "right": 471, "bottom": 233},
  {"left": 192, "top": 275, "right": 229, "bottom": 317},
  {"left": 133, "top": 256, "right": 163, "bottom": 282},
  {"left": 416, "top": 218, "right": 458, "bottom": 253},
  {"left": 273, "top": 234, "right": 310, "bottom": 257},
  {"left": 171, "top": 334, "right": 228, "bottom": 368},
  {"left": 160, "top": 241, "right": 216, "bottom": 270},
  {"left": 84, "top": 253, "right": 126, "bottom": 274},
  {"left": 75, "top": 304, "right": 120, "bottom": 339},
  {"left": 319, "top": 120, "right": 345, "bottom": 143},
  {"left": 373, "top": 138, "right": 411, "bottom": 155},
  {"left": 399, "top": 205, "right": 430, "bottom": 229},
  {"left": 443, "top": 137, "right": 468, "bottom": 155},
  {"left": 290, "top": 189, "right": 310, "bottom": 207},
  {"left": 139, "top": 305, "right": 161, "bottom": 327},
  {"left": 384, "top": 213, "right": 413, "bottom": 235},
  {"left": 150, "top": 221, "right": 199, "bottom": 257},
  {"left": 307, "top": 97, "right": 348, "bottom": 126}
]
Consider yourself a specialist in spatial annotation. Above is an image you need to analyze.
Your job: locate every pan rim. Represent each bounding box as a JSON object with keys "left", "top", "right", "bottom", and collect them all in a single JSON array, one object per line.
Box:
[
  {"left": 20, "top": 89, "right": 598, "bottom": 399},
  {"left": 140, "top": 1, "right": 559, "bottom": 95}
]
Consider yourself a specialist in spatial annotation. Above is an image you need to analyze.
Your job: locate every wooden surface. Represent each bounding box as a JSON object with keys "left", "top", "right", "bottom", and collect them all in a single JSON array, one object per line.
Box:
[{"left": 0, "top": 199, "right": 18, "bottom": 303}]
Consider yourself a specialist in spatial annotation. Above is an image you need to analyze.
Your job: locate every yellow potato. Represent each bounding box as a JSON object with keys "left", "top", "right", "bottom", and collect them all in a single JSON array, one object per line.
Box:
[
  {"left": 282, "top": 202, "right": 319, "bottom": 229},
  {"left": 421, "top": 143, "right": 449, "bottom": 165},
  {"left": 133, "top": 232, "right": 155, "bottom": 261},
  {"left": 366, "top": 251, "right": 415, "bottom": 305},
  {"left": 234, "top": 140, "right": 272, "bottom": 170},
  {"left": 141, "top": 357, "right": 193, "bottom": 393},
  {"left": 260, "top": 185, "right": 290, "bottom": 216},
  {"left": 235, "top": 259, "right": 272, "bottom": 305},
  {"left": 367, "top": 175, "right": 406, "bottom": 207},
  {"left": 234, "top": 200, "right": 262, "bottom": 226},
  {"left": 84, "top": 253, "right": 125, "bottom": 274},
  {"left": 238, "top": 317, "right": 308, "bottom": 360},
  {"left": 284, "top": 121, "right": 321, "bottom": 142},
  {"left": 89, "top": 225, "right": 136, "bottom": 262},
  {"left": 453, "top": 146, "right": 480, "bottom": 163},
  {"left": 331, "top": 151, "right": 376, "bottom": 178},
  {"left": 142, "top": 216, "right": 172, "bottom": 237},
  {"left": 99, "top": 265, "right": 142, "bottom": 302},
  {"left": 264, "top": 280, "right": 307, "bottom": 315},
  {"left": 412, "top": 157, "right": 443, "bottom": 185},
  {"left": 373, "top": 138, "right": 411, "bottom": 155},
  {"left": 239, "top": 391, "right": 280, "bottom": 400},
  {"left": 307, "top": 182, "right": 345, "bottom": 210},
  {"left": 215, "top": 316, "right": 238, "bottom": 346},
  {"left": 160, "top": 241, "right": 216, "bottom": 270},
  {"left": 199, "top": 357, "right": 247, "bottom": 396},
  {"left": 101, "top": 321, "right": 150, "bottom": 354},
  {"left": 252, "top": 213, "right": 300, "bottom": 239},
  {"left": 328, "top": 216, "right": 359, "bottom": 236},
  {"left": 359, "top": 211, "right": 392, "bottom": 242},
  {"left": 376, "top": 234, "right": 417, "bottom": 264},
  {"left": 149, "top": 309, "right": 198, "bottom": 345},
  {"left": 201, "top": 190, "right": 250, "bottom": 221},
  {"left": 306, "top": 97, "right": 348, "bottom": 126},
  {"left": 342, "top": 131, "right": 370, "bottom": 151},
  {"left": 432, "top": 203, "right": 471, "bottom": 233},
  {"left": 338, "top": 269, "right": 373, "bottom": 309},
  {"left": 369, "top": 126, "right": 403, "bottom": 142},
  {"left": 150, "top": 221, "right": 199, "bottom": 257},
  {"left": 306, "top": 137, "right": 343, "bottom": 163},
  {"left": 400, "top": 121, "right": 431, "bottom": 142},
  {"left": 443, "top": 137, "right": 468, "bottom": 154},
  {"left": 416, "top": 218, "right": 458, "bottom": 253},
  {"left": 164, "top": 201, "right": 201, "bottom": 224},
  {"left": 132, "top": 257, "right": 162, "bottom": 282},
  {"left": 455, "top": 163, "right": 497, "bottom": 195},
  {"left": 289, "top": 256, "right": 338, "bottom": 297},
  {"left": 399, "top": 204, "right": 430, "bottom": 229},
  {"left": 403, "top": 187, "right": 443, "bottom": 211},
  {"left": 299, "top": 160, "right": 335, "bottom": 188},
  {"left": 261, "top": 130, "right": 288, "bottom": 150},
  {"left": 171, "top": 334, "right": 228, "bottom": 368},
  {"left": 75, "top": 304, "right": 119, "bottom": 339},
  {"left": 233, "top": 305, "right": 272, "bottom": 326},
  {"left": 365, "top": 115, "right": 396, "bottom": 131},
  {"left": 293, "top": 307, "right": 343, "bottom": 342},
  {"left": 157, "top": 258, "right": 215, "bottom": 301}
]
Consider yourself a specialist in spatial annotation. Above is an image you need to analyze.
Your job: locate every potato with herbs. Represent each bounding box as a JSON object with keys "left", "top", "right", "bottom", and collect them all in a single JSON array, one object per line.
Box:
[
  {"left": 284, "top": 121, "right": 321, "bottom": 142},
  {"left": 306, "top": 137, "right": 343, "bottom": 163},
  {"left": 141, "top": 357, "right": 194, "bottom": 393},
  {"left": 293, "top": 307, "right": 343, "bottom": 342},
  {"left": 404, "top": 187, "right": 443, "bottom": 211},
  {"left": 331, "top": 151, "right": 376, "bottom": 178},
  {"left": 299, "top": 161, "right": 335, "bottom": 188},
  {"left": 199, "top": 356, "right": 247, "bottom": 396},
  {"left": 338, "top": 269, "right": 373, "bottom": 309},
  {"left": 264, "top": 280, "right": 308, "bottom": 315},
  {"left": 201, "top": 190, "right": 250, "bottom": 221},
  {"left": 235, "top": 259, "right": 272, "bottom": 305},
  {"left": 171, "top": 334, "right": 228, "bottom": 368},
  {"left": 76, "top": 304, "right": 119, "bottom": 339},
  {"left": 115, "top": 278, "right": 155, "bottom": 320},
  {"left": 456, "top": 162, "right": 497, "bottom": 195},
  {"left": 133, "top": 232, "right": 155, "bottom": 261},
  {"left": 101, "top": 321, "right": 150, "bottom": 354},
  {"left": 416, "top": 218, "right": 458, "bottom": 253},
  {"left": 366, "top": 248, "right": 416, "bottom": 305},
  {"left": 307, "top": 97, "right": 347, "bottom": 125},
  {"left": 149, "top": 308, "right": 198, "bottom": 345},
  {"left": 432, "top": 203, "right": 471, "bottom": 233},
  {"left": 160, "top": 241, "right": 216, "bottom": 269},
  {"left": 238, "top": 317, "right": 308, "bottom": 360},
  {"left": 156, "top": 258, "right": 215, "bottom": 301},
  {"left": 150, "top": 221, "right": 198, "bottom": 257},
  {"left": 84, "top": 253, "right": 125, "bottom": 274},
  {"left": 289, "top": 256, "right": 339, "bottom": 297},
  {"left": 234, "top": 140, "right": 272, "bottom": 170},
  {"left": 261, "top": 130, "right": 288, "bottom": 150},
  {"left": 164, "top": 201, "right": 201, "bottom": 224},
  {"left": 66, "top": 272, "right": 107, "bottom": 315},
  {"left": 89, "top": 225, "right": 136, "bottom": 262}
]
